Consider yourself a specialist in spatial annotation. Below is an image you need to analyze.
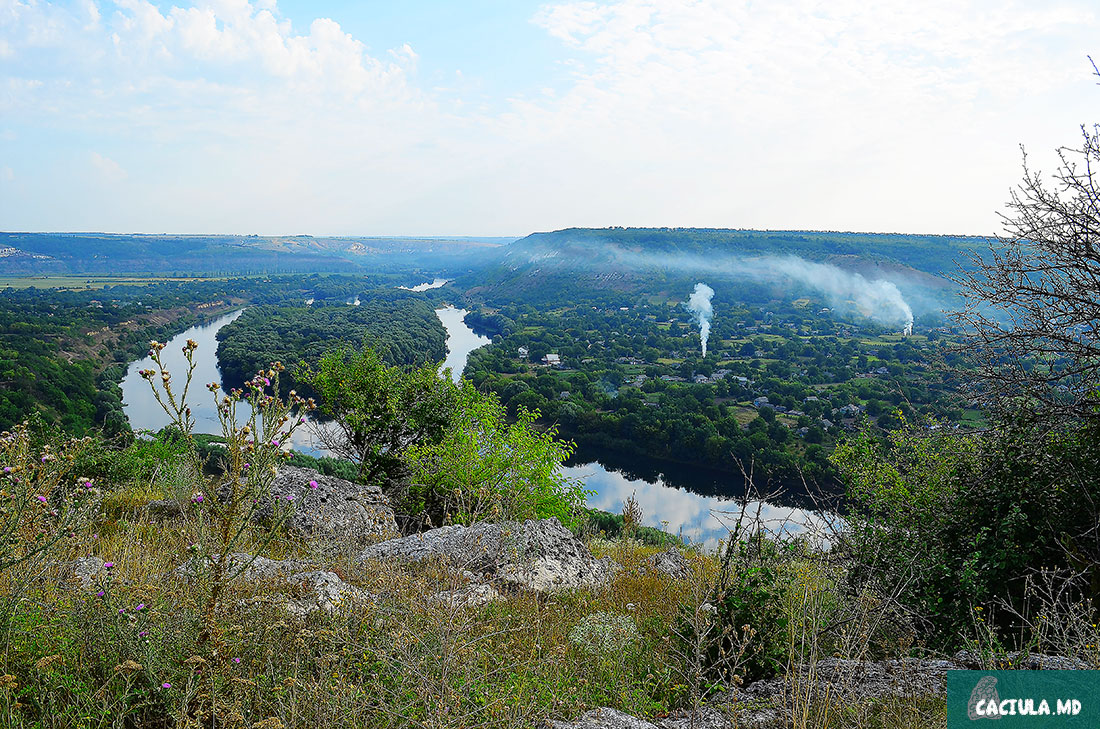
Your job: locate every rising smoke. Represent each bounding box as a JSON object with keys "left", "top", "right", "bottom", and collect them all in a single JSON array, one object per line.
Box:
[
  {"left": 687, "top": 283, "right": 715, "bottom": 357},
  {"left": 615, "top": 250, "right": 914, "bottom": 334}
]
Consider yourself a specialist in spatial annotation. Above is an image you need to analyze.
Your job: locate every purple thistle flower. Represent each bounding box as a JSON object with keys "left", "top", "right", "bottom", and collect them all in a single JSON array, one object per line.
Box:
[
  {"left": 162, "top": 682, "right": 171, "bottom": 689},
  {"left": 103, "top": 562, "right": 114, "bottom": 570},
  {"left": 136, "top": 603, "right": 145, "bottom": 611},
  {"left": 309, "top": 480, "right": 318, "bottom": 489},
  {"left": 35, "top": 495, "right": 47, "bottom": 503},
  {"left": 286, "top": 494, "right": 295, "bottom": 502},
  {"left": 233, "top": 657, "right": 241, "bottom": 664}
]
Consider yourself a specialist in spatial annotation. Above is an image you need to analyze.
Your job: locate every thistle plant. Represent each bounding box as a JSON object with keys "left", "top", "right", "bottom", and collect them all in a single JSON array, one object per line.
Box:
[
  {"left": 0, "top": 423, "right": 99, "bottom": 574},
  {"left": 140, "top": 339, "right": 314, "bottom": 648}
]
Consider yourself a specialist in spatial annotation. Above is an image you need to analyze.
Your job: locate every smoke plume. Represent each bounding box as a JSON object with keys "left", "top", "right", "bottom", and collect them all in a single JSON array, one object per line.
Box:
[
  {"left": 615, "top": 249, "right": 914, "bottom": 334},
  {"left": 687, "top": 283, "right": 715, "bottom": 357}
]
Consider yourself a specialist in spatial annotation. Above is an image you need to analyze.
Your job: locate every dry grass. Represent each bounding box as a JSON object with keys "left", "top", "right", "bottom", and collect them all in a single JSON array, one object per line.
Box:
[{"left": 0, "top": 485, "right": 955, "bottom": 729}]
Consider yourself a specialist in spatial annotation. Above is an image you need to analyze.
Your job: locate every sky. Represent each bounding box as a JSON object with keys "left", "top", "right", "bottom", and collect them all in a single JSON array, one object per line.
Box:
[{"left": 1, "top": 0, "right": 1098, "bottom": 236}]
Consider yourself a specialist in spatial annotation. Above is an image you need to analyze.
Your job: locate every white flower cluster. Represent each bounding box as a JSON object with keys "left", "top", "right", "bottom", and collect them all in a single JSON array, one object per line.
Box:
[{"left": 569, "top": 611, "right": 640, "bottom": 656}]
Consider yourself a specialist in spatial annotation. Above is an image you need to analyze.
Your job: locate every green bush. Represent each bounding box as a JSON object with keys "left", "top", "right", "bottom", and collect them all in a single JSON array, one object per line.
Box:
[{"left": 832, "top": 418, "right": 1100, "bottom": 649}]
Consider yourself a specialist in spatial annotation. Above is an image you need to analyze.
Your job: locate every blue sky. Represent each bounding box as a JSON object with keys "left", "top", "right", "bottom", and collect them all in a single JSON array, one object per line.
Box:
[{"left": 1, "top": 0, "right": 1098, "bottom": 236}]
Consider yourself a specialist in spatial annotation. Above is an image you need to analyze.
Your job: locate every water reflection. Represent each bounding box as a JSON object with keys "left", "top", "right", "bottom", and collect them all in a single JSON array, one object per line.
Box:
[
  {"left": 564, "top": 460, "right": 830, "bottom": 550},
  {"left": 120, "top": 310, "right": 323, "bottom": 453},
  {"left": 398, "top": 278, "right": 450, "bottom": 292},
  {"left": 435, "top": 306, "right": 490, "bottom": 383}
]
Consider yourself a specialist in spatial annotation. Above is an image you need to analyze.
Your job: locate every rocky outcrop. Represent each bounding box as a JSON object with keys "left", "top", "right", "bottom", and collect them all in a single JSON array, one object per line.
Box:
[
  {"left": 146, "top": 499, "right": 184, "bottom": 520},
  {"left": 645, "top": 548, "right": 691, "bottom": 581},
  {"left": 283, "top": 570, "right": 374, "bottom": 617},
  {"left": 428, "top": 583, "right": 504, "bottom": 609},
  {"left": 175, "top": 552, "right": 372, "bottom": 617},
  {"left": 175, "top": 553, "right": 312, "bottom": 582},
  {"left": 57, "top": 556, "right": 107, "bottom": 589},
  {"left": 357, "top": 518, "right": 617, "bottom": 593},
  {"left": 261, "top": 466, "right": 398, "bottom": 546}
]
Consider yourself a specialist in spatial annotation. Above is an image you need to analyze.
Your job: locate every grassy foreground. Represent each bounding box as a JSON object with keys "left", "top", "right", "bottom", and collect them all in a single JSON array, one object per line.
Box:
[{"left": 0, "top": 471, "right": 948, "bottom": 729}]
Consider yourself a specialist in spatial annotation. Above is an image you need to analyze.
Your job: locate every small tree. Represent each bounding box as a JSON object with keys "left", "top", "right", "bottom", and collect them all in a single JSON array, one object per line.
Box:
[
  {"left": 953, "top": 60, "right": 1100, "bottom": 421},
  {"left": 403, "top": 381, "right": 587, "bottom": 527},
  {"left": 297, "top": 346, "right": 457, "bottom": 484}
]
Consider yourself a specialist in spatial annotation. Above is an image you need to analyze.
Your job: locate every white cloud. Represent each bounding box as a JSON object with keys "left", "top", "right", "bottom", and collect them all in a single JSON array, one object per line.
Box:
[
  {"left": 89, "top": 151, "right": 126, "bottom": 181},
  {"left": 0, "top": 0, "right": 1098, "bottom": 233}
]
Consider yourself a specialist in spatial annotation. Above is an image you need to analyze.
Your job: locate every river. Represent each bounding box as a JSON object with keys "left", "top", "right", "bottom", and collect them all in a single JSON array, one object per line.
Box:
[{"left": 120, "top": 298, "right": 824, "bottom": 548}]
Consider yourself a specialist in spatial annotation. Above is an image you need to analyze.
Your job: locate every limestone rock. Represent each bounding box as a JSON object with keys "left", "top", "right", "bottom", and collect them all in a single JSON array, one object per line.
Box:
[
  {"left": 146, "top": 499, "right": 184, "bottom": 520},
  {"left": 60, "top": 556, "right": 106, "bottom": 589},
  {"left": 357, "top": 518, "right": 616, "bottom": 593},
  {"left": 178, "top": 553, "right": 372, "bottom": 617},
  {"left": 645, "top": 548, "right": 691, "bottom": 581},
  {"left": 175, "top": 553, "right": 312, "bottom": 582},
  {"left": 283, "top": 570, "right": 374, "bottom": 617},
  {"left": 262, "top": 466, "right": 398, "bottom": 546},
  {"left": 428, "top": 583, "right": 503, "bottom": 609},
  {"left": 547, "top": 708, "right": 659, "bottom": 729}
]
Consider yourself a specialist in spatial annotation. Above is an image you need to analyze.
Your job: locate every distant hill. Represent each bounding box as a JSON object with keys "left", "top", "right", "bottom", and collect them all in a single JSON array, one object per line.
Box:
[
  {"left": 460, "top": 227, "right": 991, "bottom": 305},
  {"left": 0, "top": 233, "right": 512, "bottom": 276},
  {"left": 507, "top": 228, "right": 990, "bottom": 275}
]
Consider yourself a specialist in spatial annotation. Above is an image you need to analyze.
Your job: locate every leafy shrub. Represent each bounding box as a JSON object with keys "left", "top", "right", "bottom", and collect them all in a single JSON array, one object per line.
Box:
[
  {"left": 404, "top": 381, "right": 588, "bottom": 527},
  {"left": 832, "top": 418, "right": 1100, "bottom": 649},
  {"left": 675, "top": 538, "right": 790, "bottom": 685}
]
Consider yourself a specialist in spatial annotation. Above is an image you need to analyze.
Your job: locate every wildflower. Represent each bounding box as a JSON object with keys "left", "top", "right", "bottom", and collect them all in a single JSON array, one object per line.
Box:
[
  {"left": 271, "top": 439, "right": 280, "bottom": 447},
  {"left": 233, "top": 657, "right": 241, "bottom": 664},
  {"left": 286, "top": 494, "right": 295, "bottom": 502},
  {"left": 136, "top": 603, "right": 145, "bottom": 611},
  {"left": 35, "top": 495, "right": 46, "bottom": 503},
  {"left": 192, "top": 492, "right": 204, "bottom": 504},
  {"left": 96, "top": 590, "right": 105, "bottom": 597},
  {"left": 309, "top": 480, "right": 318, "bottom": 490},
  {"left": 161, "top": 682, "right": 171, "bottom": 689},
  {"left": 139, "top": 631, "right": 148, "bottom": 638},
  {"left": 103, "top": 562, "right": 114, "bottom": 570}
]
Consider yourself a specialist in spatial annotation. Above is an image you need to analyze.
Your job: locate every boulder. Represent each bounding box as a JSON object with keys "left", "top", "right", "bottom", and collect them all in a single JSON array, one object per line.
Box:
[
  {"left": 146, "top": 499, "right": 184, "bottom": 520},
  {"left": 177, "top": 553, "right": 372, "bottom": 617},
  {"left": 357, "top": 518, "right": 617, "bottom": 592},
  {"left": 645, "top": 548, "right": 692, "bottom": 581},
  {"left": 283, "top": 570, "right": 374, "bottom": 617},
  {"left": 547, "top": 708, "right": 659, "bottom": 729},
  {"left": 175, "top": 553, "right": 312, "bottom": 582},
  {"left": 59, "top": 557, "right": 106, "bottom": 589},
  {"left": 262, "top": 466, "right": 398, "bottom": 546}
]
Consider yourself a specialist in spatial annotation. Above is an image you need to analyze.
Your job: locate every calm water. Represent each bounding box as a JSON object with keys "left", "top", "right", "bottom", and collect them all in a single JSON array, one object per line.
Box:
[
  {"left": 436, "top": 305, "right": 491, "bottom": 383},
  {"left": 398, "top": 278, "right": 450, "bottom": 292},
  {"left": 119, "top": 310, "right": 328, "bottom": 453},
  {"left": 120, "top": 304, "right": 823, "bottom": 548}
]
